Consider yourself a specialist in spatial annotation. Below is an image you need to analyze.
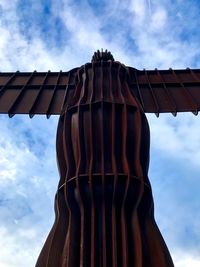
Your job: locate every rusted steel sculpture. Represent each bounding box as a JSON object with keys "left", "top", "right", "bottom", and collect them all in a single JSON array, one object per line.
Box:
[
  {"left": 36, "top": 52, "right": 174, "bottom": 267},
  {"left": 1, "top": 50, "right": 200, "bottom": 266}
]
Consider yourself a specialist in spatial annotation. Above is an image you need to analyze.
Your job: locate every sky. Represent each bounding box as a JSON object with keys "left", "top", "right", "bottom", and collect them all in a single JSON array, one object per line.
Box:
[{"left": 0, "top": 0, "right": 200, "bottom": 266}]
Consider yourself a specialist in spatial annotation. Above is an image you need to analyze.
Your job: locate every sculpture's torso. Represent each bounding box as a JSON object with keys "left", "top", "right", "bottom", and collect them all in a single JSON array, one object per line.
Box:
[{"left": 36, "top": 60, "right": 174, "bottom": 267}]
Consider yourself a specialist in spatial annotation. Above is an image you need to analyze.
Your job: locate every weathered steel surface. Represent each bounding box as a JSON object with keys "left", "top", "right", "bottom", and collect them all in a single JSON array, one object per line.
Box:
[
  {"left": 0, "top": 69, "right": 78, "bottom": 117},
  {"left": 35, "top": 59, "right": 174, "bottom": 267},
  {"left": 1, "top": 67, "right": 200, "bottom": 117}
]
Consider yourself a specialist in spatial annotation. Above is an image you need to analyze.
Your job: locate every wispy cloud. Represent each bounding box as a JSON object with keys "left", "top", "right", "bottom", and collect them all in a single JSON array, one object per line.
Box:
[{"left": 0, "top": 116, "right": 58, "bottom": 266}]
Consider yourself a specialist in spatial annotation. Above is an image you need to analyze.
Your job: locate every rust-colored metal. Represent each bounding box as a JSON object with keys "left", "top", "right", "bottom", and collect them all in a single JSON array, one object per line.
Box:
[
  {"left": 2, "top": 50, "right": 197, "bottom": 266},
  {"left": 35, "top": 53, "right": 174, "bottom": 267},
  {"left": 1, "top": 65, "right": 200, "bottom": 117}
]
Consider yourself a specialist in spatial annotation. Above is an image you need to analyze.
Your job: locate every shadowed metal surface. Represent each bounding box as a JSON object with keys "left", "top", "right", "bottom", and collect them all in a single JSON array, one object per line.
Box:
[
  {"left": 34, "top": 59, "right": 174, "bottom": 267},
  {"left": 1, "top": 66, "right": 200, "bottom": 117}
]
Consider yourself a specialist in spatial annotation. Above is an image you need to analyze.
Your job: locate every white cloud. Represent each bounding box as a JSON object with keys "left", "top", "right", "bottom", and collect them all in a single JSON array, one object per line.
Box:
[
  {"left": 0, "top": 116, "right": 58, "bottom": 266},
  {"left": 129, "top": 0, "right": 147, "bottom": 24},
  {"left": 172, "top": 251, "right": 200, "bottom": 267},
  {"left": 0, "top": 226, "right": 42, "bottom": 267},
  {"left": 148, "top": 113, "right": 200, "bottom": 167},
  {"left": 151, "top": 7, "right": 167, "bottom": 31}
]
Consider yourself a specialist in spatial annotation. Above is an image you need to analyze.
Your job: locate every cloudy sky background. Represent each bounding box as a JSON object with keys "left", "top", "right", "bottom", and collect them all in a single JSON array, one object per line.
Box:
[{"left": 0, "top": 0, "right": 200, "bottom": 266}]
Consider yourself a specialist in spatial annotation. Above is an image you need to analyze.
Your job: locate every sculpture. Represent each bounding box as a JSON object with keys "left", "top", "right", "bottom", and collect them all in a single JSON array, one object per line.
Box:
[{"left": 1, "top": 50, "right": 200, "bottom": 266}]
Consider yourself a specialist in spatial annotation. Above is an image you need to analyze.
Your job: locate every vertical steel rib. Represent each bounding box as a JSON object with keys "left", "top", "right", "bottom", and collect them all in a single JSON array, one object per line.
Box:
[
  {"left": 61, "top": 71, "right": 72, "bottom": 114},
  {"left": 126, "top": 69, "right": 143, "bottom": 267},
  {"left": 111, "top": 62, "right": 118, "bottom": 267},
  {"left": 132, "top": 69, "right": 145, "bottom": 111},
  {"left": 187, "top": 68, "right": 200, "bottom": 82},
  {"left": 29, "top": 70, "right": 51, "bottom": 118},
  {"left": 44, "top": 192, "right": 60, "bottom": 267},
  {"left": 100, "top": 61, "right": 107, "bottom": 267},
  {"left": 171, "top": 69, "right": 198, "bottom": 115},
  {"left": 89, "top": 62, "right": 95, "bottom": 267},
  {"left": 63, "top": 113, "right": 73, "bottom": 267},
  {"left": 144, "top": 69, "right": 160, "bottom": 117},
  {"left": 76, "top": 106, "right": 84, "bottom": 267},
  {"left": 121, "top": 105, "right": 129, "bottom": 267},
  {"left": 8, "top": 71, "right": 36, "bottom": 117},
  {"left": 120, "top": 72, "right": 129, "bottom": 266},
  {"left": 79, "top": 64, "right": 89, "bottom": 267},
  {"left": 0, "top": 71, "right": 20, "bottom": 97},
  {"left": 72, "top": 68, "right": 82, "bottom": 106},
  {"left": 156, "top": 69, "right": 177, "bottom": 116},
  {"left": 132, "top": 111, "right": 143, "bottom": 267},
  {"left": 46, "top": 71, "right": 62, "bottom": 118}
]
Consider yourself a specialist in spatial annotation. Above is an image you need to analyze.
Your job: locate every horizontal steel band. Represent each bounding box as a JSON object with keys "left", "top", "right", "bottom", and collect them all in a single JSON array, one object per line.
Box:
[{"left": 58, "top": 174, "right": 151, "bottom": 191}]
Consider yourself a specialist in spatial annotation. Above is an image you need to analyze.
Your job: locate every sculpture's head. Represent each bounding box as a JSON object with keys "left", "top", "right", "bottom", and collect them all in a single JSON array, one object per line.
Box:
[
  {"left": 66, "top": 49, "right": 143, "bottom": 115},
  {"left": 60, "top": 50, "right": 144, "bottom": 131},
  {"left": 91, "top": 49, "right": 114, "bottom": 62}
]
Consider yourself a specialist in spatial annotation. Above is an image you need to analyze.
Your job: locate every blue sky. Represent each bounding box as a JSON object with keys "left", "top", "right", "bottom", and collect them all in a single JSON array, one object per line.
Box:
[{"left": 0, "top": 0, "right": 200, "bottom": 266}]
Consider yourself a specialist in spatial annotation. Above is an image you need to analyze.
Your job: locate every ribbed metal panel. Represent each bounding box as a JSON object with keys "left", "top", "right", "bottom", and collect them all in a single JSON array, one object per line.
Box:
[
  {"left": 128, "top": 67, "right": 200, "bottom": 116},
  {"left": 1, "top": 67, "right": 200, "bottom": 116},
  {"left": 35, "top": 61, "right": 174, "bottom": 267},
  {"left": 0, "top": 69, "right": 78, "bottom": 117}
]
